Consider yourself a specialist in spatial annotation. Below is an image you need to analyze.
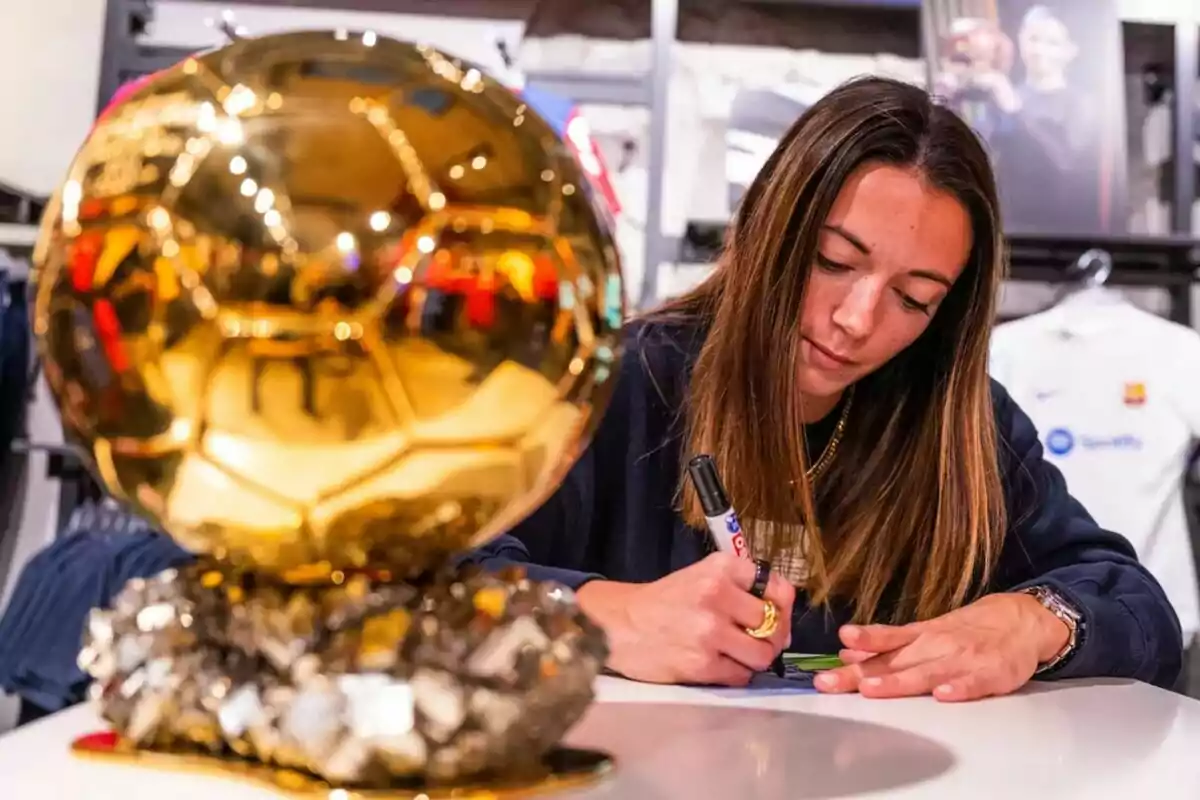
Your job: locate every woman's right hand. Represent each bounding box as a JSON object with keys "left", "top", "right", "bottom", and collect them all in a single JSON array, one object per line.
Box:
[{"left": 575, "top": 553, "right": 795, "bottom": 686}]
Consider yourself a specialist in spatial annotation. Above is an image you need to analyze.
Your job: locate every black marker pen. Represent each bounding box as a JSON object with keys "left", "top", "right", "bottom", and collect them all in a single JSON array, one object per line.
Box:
[
  {"left": 687, "top": 455, "right": 750, "bottom": 559},
  {"left": 688, "top": 454, "right": 786, "bottom": 678}
]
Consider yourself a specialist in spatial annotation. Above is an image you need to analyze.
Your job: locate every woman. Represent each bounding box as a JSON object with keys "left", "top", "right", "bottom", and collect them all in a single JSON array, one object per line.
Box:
[{"left": 465, "top": 76, "right": 1183, "bottom": 700}]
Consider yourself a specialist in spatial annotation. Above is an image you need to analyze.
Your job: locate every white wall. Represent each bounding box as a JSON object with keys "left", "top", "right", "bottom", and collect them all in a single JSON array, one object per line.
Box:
[
  {"left": 1118, "top": 0, "right": 1200, "bottom": 24},
  {"left": 0, "top": 0, "right": 107, "bottom": 196}
]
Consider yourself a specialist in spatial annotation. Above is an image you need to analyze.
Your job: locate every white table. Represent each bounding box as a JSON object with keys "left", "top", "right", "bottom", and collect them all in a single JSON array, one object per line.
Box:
[{"left": 2, "top": 675, "right": 1198, "bottom": 799}]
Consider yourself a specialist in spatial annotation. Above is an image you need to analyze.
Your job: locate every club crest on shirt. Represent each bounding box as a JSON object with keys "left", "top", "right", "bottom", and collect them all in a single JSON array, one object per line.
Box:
[{"left": 1123, "top": 381, "right": 1147, "bottom": 407}]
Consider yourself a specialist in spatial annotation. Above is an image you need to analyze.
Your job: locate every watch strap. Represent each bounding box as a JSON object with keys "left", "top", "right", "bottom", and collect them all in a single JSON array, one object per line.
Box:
[{"left": 1018, "top": 584, "right": 1083, "bottom": 674}]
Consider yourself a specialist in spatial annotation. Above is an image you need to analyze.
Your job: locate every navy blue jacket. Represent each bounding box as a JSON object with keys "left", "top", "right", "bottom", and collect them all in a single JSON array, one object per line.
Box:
[{"left": 467, "top": 319, "right": 1184, "bottom": 688}]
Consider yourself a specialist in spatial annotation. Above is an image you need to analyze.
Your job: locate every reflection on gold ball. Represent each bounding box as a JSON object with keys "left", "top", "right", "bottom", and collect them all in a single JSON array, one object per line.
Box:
[{"left": 32, "top": 32, "right": 624, "bottom": 578}]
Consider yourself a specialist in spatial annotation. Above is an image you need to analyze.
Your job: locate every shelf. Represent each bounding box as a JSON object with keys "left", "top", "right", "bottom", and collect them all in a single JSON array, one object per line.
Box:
[
  {"left": 1004, "top": 232, "right": 1200, "bottom": 287},
  {"left": 0, "top": 182, "right": 47, "bottom": 228},
  {"left": 0, "top": 224, "right": 37, "bottom": 250},
  {"left": 524, "top": 70, "right": 650, "bottom": 107}
]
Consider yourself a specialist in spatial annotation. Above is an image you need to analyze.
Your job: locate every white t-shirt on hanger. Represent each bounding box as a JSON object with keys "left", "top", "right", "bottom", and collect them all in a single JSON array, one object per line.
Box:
[{"left": 989, "top": 287, "right": 1200, "bottom": 642}]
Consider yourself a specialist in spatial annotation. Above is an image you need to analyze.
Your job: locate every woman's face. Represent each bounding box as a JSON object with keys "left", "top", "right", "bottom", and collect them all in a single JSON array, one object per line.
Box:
[
  {"left": 1018, "top": 16, "right": 1077, "bottom": 83},
  {"left": 797, "top": 164, "right": 972, "bottom": 405}
]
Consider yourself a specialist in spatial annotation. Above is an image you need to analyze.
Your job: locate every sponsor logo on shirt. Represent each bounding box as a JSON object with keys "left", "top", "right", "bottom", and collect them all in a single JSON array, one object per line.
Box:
[
  {"left": 1123, "top": 381, "right": 1147, "bottom": 407},
  {"left": 1044, "top": 427, "right": 1143, "bottom": 457},
  {"left": 1045, "top": 428, "right": 1075, "bottom": 455}
]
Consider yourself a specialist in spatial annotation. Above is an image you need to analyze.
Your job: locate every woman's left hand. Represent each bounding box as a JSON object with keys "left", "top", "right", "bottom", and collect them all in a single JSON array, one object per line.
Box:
[{"left": 813, "top": 592, "right": 1070, "bottom": 702}]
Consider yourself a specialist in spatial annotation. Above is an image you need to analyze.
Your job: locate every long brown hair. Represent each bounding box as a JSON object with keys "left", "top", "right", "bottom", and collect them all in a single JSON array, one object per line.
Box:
[{"left": 649, "top": 76, "right": 1007, "bottom": 624}]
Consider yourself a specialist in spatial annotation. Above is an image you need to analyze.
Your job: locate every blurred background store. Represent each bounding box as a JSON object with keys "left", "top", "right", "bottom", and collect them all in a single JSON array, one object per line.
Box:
[{"left": 0, "top": 0, "right": 1199, "bottom": 730}]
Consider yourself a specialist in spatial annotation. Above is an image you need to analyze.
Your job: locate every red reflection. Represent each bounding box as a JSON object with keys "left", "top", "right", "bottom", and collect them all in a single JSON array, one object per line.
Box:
[
  {"left": 92, "top": 300, "right": 130, "bottom": 373},
  {"left": 466, "top": 276, "right": 495, "bottom": 329},
  {"left": 531, "top": 254, "right": 557, "bottom": 302},
  {"left": 69, "top": 233, "right": 103, "bottom": 292},
  {"left": 66, "top": 233, "right": 132, "bottom": 376},
  {"left": 565, "top": 109, "right": 622, "bottom": 220}
]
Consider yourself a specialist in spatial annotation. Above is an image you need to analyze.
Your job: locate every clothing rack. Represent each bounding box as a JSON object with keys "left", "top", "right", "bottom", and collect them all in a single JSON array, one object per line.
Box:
[
  {"left": 0, "top": 182, "right": 46, "bottom": 229},
  {"left": 0, "top": 225, "right": 35, "bottom": 282},
  {"left": 0, "top": 233, "right": 33, "bottom": 279},
  {"left": 9, "top": 442, "right": 104, "bottom": 524},
  {"left": 1002, "top": 233, "right": 1200, "bottom": 325},
  {"left": 0, "top": 181, "right": 43, "bottom": 282}
]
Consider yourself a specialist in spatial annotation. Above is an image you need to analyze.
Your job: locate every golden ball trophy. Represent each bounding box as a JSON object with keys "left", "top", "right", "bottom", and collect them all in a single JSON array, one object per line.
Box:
[{"left": 31, "top": 31, "right": 624, "bottom": 797}]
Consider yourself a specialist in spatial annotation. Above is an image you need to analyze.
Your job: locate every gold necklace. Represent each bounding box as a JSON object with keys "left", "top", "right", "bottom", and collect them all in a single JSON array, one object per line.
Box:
[{"left": 805, "top": 386, "right": 853, "bottom": 481}]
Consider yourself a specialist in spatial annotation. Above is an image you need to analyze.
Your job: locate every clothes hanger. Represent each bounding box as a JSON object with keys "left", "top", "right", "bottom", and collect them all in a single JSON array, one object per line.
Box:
[
  {"left": 205, "top": 10, "right": 247, "bottom": 43},
  {"left": 1053, "top": 248, "right": 1122, "bottom": 309}
]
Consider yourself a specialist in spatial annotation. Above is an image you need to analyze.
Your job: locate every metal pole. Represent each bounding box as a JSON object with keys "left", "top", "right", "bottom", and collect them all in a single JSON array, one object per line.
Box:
[
  {"left": 1170, "top": 21, "right": 1197, "bottom": 326},
  {"left": 638, "top": 0, "right": 679, "bottom": 310},
  {"left": 1172, "top": 21, "right": 1197, "bottom": 237},
  {"left": 919, "top": 0, "right": 939, "bottom": 93}
]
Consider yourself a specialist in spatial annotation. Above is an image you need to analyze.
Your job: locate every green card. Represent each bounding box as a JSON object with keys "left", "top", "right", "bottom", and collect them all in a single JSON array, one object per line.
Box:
[{"left": 782, "top": 653, "right": 843, "bottom": 672}]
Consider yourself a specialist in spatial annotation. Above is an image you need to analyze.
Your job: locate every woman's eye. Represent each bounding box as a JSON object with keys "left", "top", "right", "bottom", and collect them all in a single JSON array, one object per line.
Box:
[
  {"left": 815, "top": 254, "right": 851, "bottom": 273},
  {"left": 897, "top": 292, "right": 932, "bottom": 315}
]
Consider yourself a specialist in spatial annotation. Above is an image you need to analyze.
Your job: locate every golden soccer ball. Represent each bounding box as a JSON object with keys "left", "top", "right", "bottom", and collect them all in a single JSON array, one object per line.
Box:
[{"left": 32, "top": 31, "right": 624, "bottom": 578}]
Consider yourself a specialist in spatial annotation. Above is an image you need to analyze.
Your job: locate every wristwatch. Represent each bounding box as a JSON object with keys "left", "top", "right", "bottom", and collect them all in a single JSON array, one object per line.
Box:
[{"left": 1017, "top": 584, "right": 1083, "bottom": 674}]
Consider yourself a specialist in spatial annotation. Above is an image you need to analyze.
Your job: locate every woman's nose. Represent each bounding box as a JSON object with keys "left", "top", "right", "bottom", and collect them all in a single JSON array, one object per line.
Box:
[{"left": 830, "top": 279, "right": 880, "bottom": 340}]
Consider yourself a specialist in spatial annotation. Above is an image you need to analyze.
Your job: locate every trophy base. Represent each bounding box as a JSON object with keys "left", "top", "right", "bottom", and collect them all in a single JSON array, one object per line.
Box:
[
  {"left": 79, "top": 562, "right": 610, "bottom": 788},
  {"left": 72, "top": 730, "right": 614, "bottom": 798}
]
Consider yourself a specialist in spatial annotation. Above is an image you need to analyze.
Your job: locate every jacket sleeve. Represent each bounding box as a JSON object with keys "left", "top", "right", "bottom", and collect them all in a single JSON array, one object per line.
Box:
[{"left": 991, "top": 381, "right": 1184, "bottom": 688}]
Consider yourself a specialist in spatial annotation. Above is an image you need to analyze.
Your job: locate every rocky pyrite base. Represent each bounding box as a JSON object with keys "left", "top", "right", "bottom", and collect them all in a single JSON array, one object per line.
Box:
[{"left": 79, "top": 562, "right": 608, "bottom": 788}]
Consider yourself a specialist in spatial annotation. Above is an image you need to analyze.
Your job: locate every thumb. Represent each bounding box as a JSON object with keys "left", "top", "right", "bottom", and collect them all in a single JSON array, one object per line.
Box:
[{"left": 839, "top": 622, "right": 922, "bottom": 653}]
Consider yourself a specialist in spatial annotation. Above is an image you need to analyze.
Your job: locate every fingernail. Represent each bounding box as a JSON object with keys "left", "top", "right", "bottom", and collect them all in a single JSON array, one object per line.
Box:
[
  {"left": 842, "top": 625, "right": 860, "bottom": 640},
  {"left": 863, "top": 677, "right": 882, "bottom": 688},
  {"left": 815, "top": 674, "right": 837, "bottom": 689},
  {"left": 935, "top": 684, "right": 954, "bottom": 696}
]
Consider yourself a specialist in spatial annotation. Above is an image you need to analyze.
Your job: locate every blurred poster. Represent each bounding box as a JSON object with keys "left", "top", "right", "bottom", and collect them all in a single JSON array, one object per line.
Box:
[{"left": 926, "top": 1, "right": 1128, "bottom": 235}]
